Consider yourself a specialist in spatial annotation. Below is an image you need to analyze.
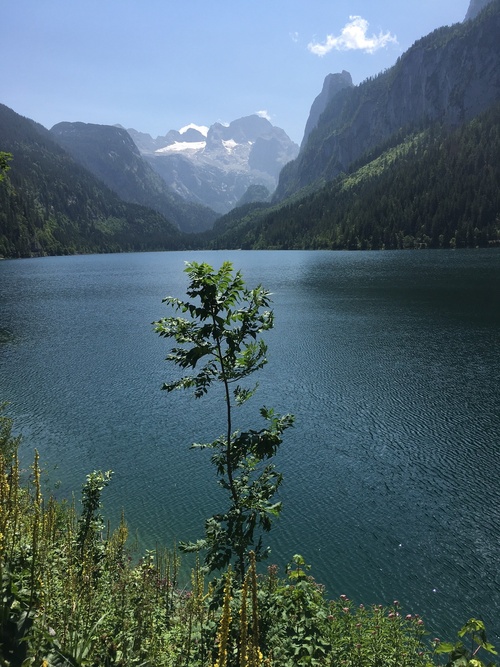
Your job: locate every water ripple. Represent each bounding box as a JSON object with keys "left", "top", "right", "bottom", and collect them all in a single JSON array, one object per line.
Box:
[{"left": 1, "top": 249, "right": 499, "bottom": 643}]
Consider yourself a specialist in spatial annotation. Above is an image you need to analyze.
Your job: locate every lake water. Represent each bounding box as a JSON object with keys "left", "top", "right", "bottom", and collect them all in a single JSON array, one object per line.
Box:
[{"left": 1, "top": 249, "right": 499, "bottom": 643}]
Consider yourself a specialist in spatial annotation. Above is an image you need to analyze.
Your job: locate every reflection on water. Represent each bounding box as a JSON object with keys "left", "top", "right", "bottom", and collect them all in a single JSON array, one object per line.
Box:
[{"left": 1, "top": 249, "right": 499, "bottom": 642}]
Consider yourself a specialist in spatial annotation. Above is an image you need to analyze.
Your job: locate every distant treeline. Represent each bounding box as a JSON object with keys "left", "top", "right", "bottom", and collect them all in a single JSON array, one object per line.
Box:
[
  {"left": 2, "top": 101, "right": 500, "bottom": 257},
  {"left": 0, "top": 104, "right": 185, "bottom": 258},
  {"left": 209, "top": 103, "right": 500, "bottom": 250}
]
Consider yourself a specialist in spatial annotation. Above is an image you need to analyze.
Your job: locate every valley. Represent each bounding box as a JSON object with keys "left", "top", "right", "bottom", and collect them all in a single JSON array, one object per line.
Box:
[{"left": 1, "top": 0, "right": 499, "bottom": 258}]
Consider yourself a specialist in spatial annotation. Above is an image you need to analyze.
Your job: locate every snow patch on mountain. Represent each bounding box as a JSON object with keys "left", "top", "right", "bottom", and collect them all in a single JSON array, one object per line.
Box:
[
  {"left": 156, "top": 141, "right": 206, "bottom": 154},
  {"left": 127, "top": 114, "right": 299, "bottom": 214},
  {"left": 222, "top": 139, "right": 239, "bottom": 153}
]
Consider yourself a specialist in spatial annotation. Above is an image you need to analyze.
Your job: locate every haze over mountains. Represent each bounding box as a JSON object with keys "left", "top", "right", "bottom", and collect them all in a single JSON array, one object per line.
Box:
[
  {"left": 50, "top": 121, "right": 218, "bottom": 233},
  {"left": 1, "top": 0, "right": 499, "bottom": 257},
  {"left": 126, "top": 115, "right": 299, "bottom": 214}
]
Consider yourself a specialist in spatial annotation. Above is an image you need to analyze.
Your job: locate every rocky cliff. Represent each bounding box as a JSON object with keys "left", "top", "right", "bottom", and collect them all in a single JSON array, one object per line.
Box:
[
  {"left": 274, "top": 0, "right": 500, "bottom": 201},
  {"left": 465, "top": 0, "right": 495, "bottom": 20},
  {"left": 128, "top": 115, "right": 298, "bottom": 214},
  {"left": 301, "top": 70, "right": 353, "bottom": 146}
]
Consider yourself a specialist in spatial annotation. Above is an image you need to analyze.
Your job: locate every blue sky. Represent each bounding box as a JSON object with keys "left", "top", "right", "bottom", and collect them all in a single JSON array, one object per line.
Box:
[{"left": 3, "top": 0, "right": 471, "bottom": 145}]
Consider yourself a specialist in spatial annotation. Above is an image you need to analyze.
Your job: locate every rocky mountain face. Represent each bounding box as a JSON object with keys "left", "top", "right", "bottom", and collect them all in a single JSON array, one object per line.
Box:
[
  {"left": 465, "top": 0, "right": 495, "bottom": 20},
  {"left": 50, "top": 122, "right": 217, "bottom": 233},
  {"left": 301, "top": 71, "right": 353, "bottom": 146},
  {"left": 127, "top": 115, "right": 299, "bottom": 214},
  {"left": 274, "top": 0, "right": 500, "bottom": 201}
]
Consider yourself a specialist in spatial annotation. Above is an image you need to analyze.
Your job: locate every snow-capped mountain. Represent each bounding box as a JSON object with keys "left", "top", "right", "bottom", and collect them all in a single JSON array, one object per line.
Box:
[{"left": 127, "top": 115, "right": 299, "bottom": 214}]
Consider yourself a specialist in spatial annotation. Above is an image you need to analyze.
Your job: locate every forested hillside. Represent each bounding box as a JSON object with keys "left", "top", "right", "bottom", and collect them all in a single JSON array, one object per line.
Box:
[
  {"left": 0, "top": 104, "right": 185, "bottom": 258},
  {"left": 1, "top": 2, "right": 499, "bottom": 257},
  {"left": 3, "top": 99, "right": 499, "bottom": 255},
  {"left": 50, "top": 121, "right": 218, "bottom": 234},
  {"left": 275, "top": 0, "right": 500, "bottom": 201},
  {"left": 210, "top": 104, "right": 500, "bottom": 250}
]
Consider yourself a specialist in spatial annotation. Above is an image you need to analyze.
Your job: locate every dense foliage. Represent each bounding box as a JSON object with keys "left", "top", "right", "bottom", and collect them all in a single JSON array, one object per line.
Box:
[{"left": 0, "top": 153, "right": 11, "bottom": 181}]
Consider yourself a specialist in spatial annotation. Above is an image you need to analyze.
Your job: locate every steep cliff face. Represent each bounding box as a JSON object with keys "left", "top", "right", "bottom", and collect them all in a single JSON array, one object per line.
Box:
[
  {"left": 465, "top": 0, "right": 495, "bottom": 20},
  {"left": 274, "top": 0, "right": 500, "bottom": 201},
  {"left": 301, "top": 71, "right": 353, "bottom": 146}
]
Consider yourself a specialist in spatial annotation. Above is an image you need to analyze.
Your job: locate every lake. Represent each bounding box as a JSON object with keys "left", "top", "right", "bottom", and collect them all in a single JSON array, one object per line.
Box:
[{"left": 1, "top": 249, "right": 499, "bottom": 643}]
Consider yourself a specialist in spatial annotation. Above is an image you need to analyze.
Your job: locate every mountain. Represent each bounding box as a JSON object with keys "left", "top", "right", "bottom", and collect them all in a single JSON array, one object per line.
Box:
[
  {"left": 208, "top": 0, "right": 500, "bottom": 251},
  {"left": 50, "top": 121, "right": 217, "bottom": 233},
  {"left": 301, "top": 71, "right": 353, "bottom": 146},
  {"left": 3, "top": 0, "right": 498, "bottom": 257},
  {"left": 235, "top": 184, "right": 271, "bottom": 208},
  {"left": 127, "top": 115, "right": 299, "bottom": 214},
  {"left": 274, "top": 0, "right": 500, "bottom": 201},
  {"left": 0, "top": 104, "right": 184, "bottom": 258},
  {"left": 210, "top": 101, "right": 500, "bottom": 250},
  {"left": 465, "top": 0, "right": 495, "bottom": 20}
]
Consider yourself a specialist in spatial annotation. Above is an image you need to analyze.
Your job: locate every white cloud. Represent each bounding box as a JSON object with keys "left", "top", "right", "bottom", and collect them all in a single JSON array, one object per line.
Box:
[
  {"left": 308, "top": 15, "right": 397, "bottom": 56},
  {"left": 179, "top": 123, "right": 209, "bottom": 137},
  {"left": 256, "top": 109, "right": 271, "bottom": 121},
  {"left": 290, "top": 31, "right": 299, "bottom": 43}
]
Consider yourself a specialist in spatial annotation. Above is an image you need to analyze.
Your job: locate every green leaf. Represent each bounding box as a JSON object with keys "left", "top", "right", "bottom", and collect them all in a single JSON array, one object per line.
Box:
[
  {"left": 482, "top": 642, "right": 498, "bottom": 655},
  {"left": 459, "top": 619, "right": 486, "bottom": 637},
  {"left": 434, "top": 642, "right": 457, "bottom": 653},
  {"left": 156, "top": 261, "right": 294, "bottom": 579}
]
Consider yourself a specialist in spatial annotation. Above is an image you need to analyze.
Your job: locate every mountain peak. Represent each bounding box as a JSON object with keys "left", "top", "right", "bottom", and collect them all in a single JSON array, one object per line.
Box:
[
  {"left": 302, "top": 71, "right": 353, "bottom": 146},
  {"left": 465, "top": 0, "right": 495, "bottom": 20},
  {"left": 51, "top": 121, "right": 141, "bottom": 158},
  {"left": 130, "top": 114, "right": 298, "bottom": 214},
  {"left": 179, "top": 123, "right": 209, "bottom": 137}
]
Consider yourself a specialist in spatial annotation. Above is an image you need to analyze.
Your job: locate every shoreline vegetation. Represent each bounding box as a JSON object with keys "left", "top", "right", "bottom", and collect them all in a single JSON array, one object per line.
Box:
[{"left": 0, "top": 408, "right": 497, "bottom": 666}]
